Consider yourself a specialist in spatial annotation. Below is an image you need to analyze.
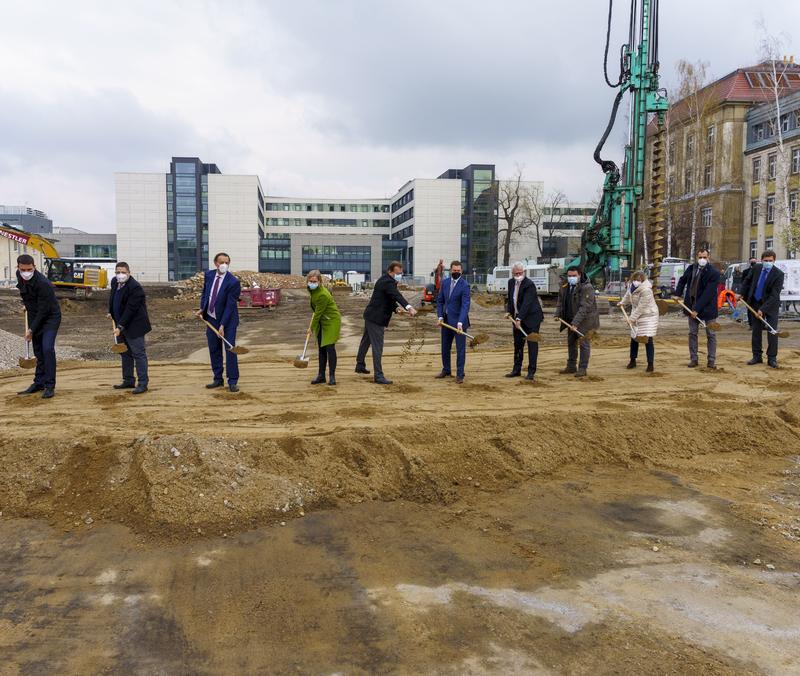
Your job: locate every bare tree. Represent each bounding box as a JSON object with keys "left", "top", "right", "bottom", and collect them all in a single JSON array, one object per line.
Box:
[
  {"left": 675, "top": 59, "right": 715, "bottom": 259},
  {"left": 758, "top": 23, "right": 798, "bottom": 257},
  {"left": 497, "top": 167, "right": 536, "bottom": 266}
]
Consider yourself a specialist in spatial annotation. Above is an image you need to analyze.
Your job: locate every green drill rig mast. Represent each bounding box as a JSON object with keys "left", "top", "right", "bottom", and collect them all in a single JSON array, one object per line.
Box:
[{"left": 577, "top": 0, "right": 668, "bottom": 285}]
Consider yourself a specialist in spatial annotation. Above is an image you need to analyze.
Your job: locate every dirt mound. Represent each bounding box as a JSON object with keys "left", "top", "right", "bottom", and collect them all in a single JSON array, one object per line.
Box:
[{"left": 174, "top": 270, "right": 308, "bottom": 300}]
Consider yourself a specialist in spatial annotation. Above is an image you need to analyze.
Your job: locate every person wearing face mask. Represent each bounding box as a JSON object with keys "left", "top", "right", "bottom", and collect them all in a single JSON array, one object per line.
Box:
[
  {"left": 737, "top": 250, "right": 784, "bottom": 368},
  {"left": 554, "top": 266, "right": 599, "bottom": 378},
  {"left": 196, "top": 252, "right": 241, "bottom": 392},
  {"left": 505, "top": 262, "right": 543, "bottom": 380},
  {"left": 356, "top": 261, "right": 416, "bottom": 385},
  {"left": 15, "top": 254, "right": 61, "bottom": 399},
  {"left": 106, "top": 262, "right": 151, "bottom": 394},
  {"left": 306, "top": 270, "right": 341, "bottom": 386},
  {"left": 436, "top": 260, "right": 471, "bottom": 384},
  {"left": 674, "top": 247, "right": 721, "bottom": 369},
  {"left": 618, "top": 270, "right": 659, "bottom": 372}
]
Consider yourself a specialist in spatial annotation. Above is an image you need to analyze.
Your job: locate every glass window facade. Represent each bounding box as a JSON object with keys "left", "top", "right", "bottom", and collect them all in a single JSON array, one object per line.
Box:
[
  {"left": 266, "top": 218, "right": 389, "bottom": 229},
  {"left": 301, "top": 245, "right": 371, "bottom": 277},
  {"left": 265, "top": 202, "right": 390, "bottom": 213},
  {"left": 259, "top": 235, "right": 291, "bottom": 274},
  {"left": 74, "top": 244, "right": 117, "bottom": 258}
]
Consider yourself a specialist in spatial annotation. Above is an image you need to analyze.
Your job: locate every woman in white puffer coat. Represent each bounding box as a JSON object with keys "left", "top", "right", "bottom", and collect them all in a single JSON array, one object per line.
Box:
[{"left": 618, "top": 271, "right": 659, "bottom": 372}]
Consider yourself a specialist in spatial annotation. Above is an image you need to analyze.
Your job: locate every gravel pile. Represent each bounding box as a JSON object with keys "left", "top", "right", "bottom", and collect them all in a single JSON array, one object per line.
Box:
[
  {"left": 174, "top": 270, "right": 308, "bottom": 300},
  {"left": 0, "top": 328, "right": 84, "bottom": 372}
]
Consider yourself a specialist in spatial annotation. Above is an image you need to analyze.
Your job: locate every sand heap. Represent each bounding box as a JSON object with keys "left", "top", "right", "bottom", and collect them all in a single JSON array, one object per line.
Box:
[{"left": 175, "top": 271, "right": 308, "bottom": 299}]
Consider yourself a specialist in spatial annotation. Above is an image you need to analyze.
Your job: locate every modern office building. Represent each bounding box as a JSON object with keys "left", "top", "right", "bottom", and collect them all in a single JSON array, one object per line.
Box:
[
  {"left": 0, "top": 205, "right": 53, "bottom": 234},
  {"left": 51, "top": 227, "right": 117, "bottom": 260},
  {"left": 438, "top": 164, "right": 498, "bottom": 278},
  {"left": 743, "top": 90, "right": 800, "bottom": 259},
  {"left": 116, "top": 157, "right": 264, "bottom": 281}
]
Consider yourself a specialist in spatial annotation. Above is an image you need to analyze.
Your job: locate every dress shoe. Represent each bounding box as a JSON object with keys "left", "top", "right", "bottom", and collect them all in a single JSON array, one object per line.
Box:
[
  {"left": 310, "top": 374, "right": 326, "bottom": 385},
  {"left": 354, "top": 367, "right": 370, "bottom": 374},
  {"left": 228, "top": 384, "right": 240, "bottom": 393},
  {"left": 505, "top": 370, "right": 521, "bottom": 378},
  {"left": 42, "top": 388, "right": 55, "bottom": 399},
  {"left": 687, "top": 361, "right": 698, "bottom": 368},
  {"left": 113, "top": 382, "right": 135, "bottom": 390},
  {"left": 626, "top": 359, "right": 637, "bottom": 369},
  {"left": 646, "top": 363, "right": 654, "bottom": 373},
  {"left": 455, "top": 377, "right": 464, "bottom": 384},
  {"left": 706, "top": 362, "right": 716, "bottom": 370},
  {"left": 434, "top": 371, "right": 452, "bottom": 379},
  {"left": 747, "top": 356, "right": 763, "bottom": 365},
  {"left": 525, "top": 373, "right": 535, "bottom": 381},
  {"left": 768, "top": 359, "right": 778, "bottom": 369},
  {"left": 132, "top": 385, "right": 148, "bottom": 395},
  {"left": 328, "top": 376, "right": 336, "bottom": 386},
  {"left": 559, "top": 366, "right": 577, "bottom": 375},
  {"left": 374, "top": 376, "right": 393, "bottom": 385},
  {"left": 575, "top": 368, "right": 587, "bottom": 378},
  {"left": 206, "top": 381, "right": 224, "bottom": 389},
  {"left": 17, "top": 384, "right": 43, "bottom": 395}
]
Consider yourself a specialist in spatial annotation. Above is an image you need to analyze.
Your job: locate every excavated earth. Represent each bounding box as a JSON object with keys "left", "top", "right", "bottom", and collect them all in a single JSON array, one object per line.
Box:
[{"left": 1, "top": 287, "right": 799, "bottom": 674}]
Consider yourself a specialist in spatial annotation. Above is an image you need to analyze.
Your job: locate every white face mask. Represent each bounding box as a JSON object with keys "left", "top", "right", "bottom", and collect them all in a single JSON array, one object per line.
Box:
[
  {"left": 116, "top": 272, "right": 129, "bottom": 284},
  {"left": 513, "top": 274, "right": 524, "bottom": 282},
  {"left": 308, "top": 282, "right": 319, "bottom": 290},
  {"left": 393, "top": 273, "right": 402, "bottom": 282},
  {"left": 631, "top": 280, "right": 640, "bottom": 289},
  {"left": 567, "top": 276, "right": 579, "bottom": 286},
  {"left": 697, "top": 257, "right": 708, "bottom": 267},
  {"left": 20, "top": 270, "right": 34, "bottom": 281},
  {"left": 217, "top": 263, "right": 229, "bottom": 274}
]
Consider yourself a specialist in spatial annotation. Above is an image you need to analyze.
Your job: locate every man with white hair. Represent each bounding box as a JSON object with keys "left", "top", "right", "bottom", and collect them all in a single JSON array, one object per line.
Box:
[{"left": 506, "top": 262, "right": 543, "bottom": 380}]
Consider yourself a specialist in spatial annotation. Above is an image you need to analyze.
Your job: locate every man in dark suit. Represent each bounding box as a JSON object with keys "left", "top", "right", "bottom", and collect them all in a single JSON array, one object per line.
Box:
[
  {"left": 738, "top": 249, "right": 784, "bottom": 368},
  {"left": 107, "top": 261, "right": 151, "bottom": 394},
  {"left": 15, "top": 254, "right": 61, "bottom": 399},
  {"left": 506, "top": 262, "right": 544, "bottom": 380},
  {"left": 674, "top": 247, "right": 721, "bottom": 368},
  {"left": 436, "top": 260, "right": 471, "bottom": 384},
  {"left": 737, "top": 258, "right": 758, "bottom": 325},
  {"left": 355, "top": 261, "right": 416, "bottom": 384},
  {"left": 197, "top": 252, "right": 241, "bottom": 392}
]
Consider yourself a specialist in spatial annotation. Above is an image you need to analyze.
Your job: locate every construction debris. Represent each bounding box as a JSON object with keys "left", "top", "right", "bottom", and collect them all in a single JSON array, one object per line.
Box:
[{"left": 174, "top": 271, "right": 308, "bottom": 300}]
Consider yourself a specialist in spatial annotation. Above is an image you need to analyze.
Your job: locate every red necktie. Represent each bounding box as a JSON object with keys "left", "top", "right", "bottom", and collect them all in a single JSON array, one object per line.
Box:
[{"left": 209, "top": 275, "right": 222, "bottom": 314}]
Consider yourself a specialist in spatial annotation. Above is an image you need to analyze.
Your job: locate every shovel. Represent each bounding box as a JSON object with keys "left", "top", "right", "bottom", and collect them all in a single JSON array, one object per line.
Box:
[
  {"left": 672, "top": 298, "right": 722, "bottom": 331},
  {"left": 197, "top": 316, "right": 249, "bottom": 355},
  {"left": 737, "top": 299, "right": 790, "bottom": 338},
  {"left": 618, "top": 305, "right": 649, "bottom": 344},
  {"left": 438, "top": 320, "right": 489, "bottom": 348},
  {"left": 293, "top": 321, "right": 312, "bottom": 368},
  {"left": 506, "top": 314, "right": 540, "bottom": 343},
  {"left": 111, "top": 318, "right": 128, "bottom": 354},
  {"left": 557, "top": 317, "right": 597, "bottom": 344},
  {"left": 18, "top": 311, "right": 37, "bottom": 369},
  {"left": 655, "top": 299, "right": 669, "bottom": 316}
]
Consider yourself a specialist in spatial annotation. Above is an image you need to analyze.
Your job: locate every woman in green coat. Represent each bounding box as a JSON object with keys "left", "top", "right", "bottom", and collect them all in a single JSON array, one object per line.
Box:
[{"left": 307, "top": 270, "right": 342, "bottom": 386}]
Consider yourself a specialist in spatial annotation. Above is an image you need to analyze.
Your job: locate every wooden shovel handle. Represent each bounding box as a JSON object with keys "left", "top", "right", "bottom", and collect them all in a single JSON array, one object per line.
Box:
[
  {"left": 199, "top": 316, "right": 236, "bottom": 351},
  {"left": 439, "top": 321, "right": 476, "bottom": 341}
]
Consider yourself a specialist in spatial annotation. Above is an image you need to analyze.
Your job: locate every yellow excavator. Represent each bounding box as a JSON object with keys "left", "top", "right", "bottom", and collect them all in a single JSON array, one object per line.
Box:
[{"left": 0, "top": 224, "right": 108, "bottom": 297}]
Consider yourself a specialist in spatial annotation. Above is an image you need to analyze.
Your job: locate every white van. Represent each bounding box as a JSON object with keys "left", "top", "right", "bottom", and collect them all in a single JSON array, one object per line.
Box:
[{"left": 488, "top": 264, "right": 561, "bottom": 295}]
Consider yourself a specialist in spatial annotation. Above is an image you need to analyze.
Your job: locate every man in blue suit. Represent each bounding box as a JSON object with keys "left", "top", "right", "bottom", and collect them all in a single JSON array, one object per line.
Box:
[
  {"left": 673, "top": 247, "right": 721, "bottom": 369},
  {"left": 436, "top": 260, "right": 471, "bottom": 384},
  {"left": 196, "top": 252, "right": 241, "bottom": 392}
]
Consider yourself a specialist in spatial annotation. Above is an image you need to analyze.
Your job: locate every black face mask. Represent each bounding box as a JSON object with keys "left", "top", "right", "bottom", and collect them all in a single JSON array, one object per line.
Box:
[{"left": 451, "top": 272, "right": 461, "bottom": 279}]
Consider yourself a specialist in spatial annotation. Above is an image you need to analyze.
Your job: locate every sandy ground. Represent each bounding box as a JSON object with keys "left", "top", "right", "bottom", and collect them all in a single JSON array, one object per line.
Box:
[{"left": 1, "top": 287, "right": 799, "bottom": 673}]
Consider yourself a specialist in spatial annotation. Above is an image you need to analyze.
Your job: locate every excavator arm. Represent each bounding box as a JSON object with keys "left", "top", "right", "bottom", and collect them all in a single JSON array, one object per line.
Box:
[{"left": 0, "top": 225, "right": 60, "bottom": 259}]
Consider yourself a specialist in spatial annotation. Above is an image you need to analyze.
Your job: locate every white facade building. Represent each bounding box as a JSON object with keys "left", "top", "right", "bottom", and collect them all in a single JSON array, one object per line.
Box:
[{"left": 208, "top": 174, "right": 262, "bottom": 272}]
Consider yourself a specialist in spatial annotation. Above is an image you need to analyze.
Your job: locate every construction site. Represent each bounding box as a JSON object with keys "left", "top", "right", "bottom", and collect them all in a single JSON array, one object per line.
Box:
[{"left": 1, "top": 280, "right": 799, "bottom": 673}]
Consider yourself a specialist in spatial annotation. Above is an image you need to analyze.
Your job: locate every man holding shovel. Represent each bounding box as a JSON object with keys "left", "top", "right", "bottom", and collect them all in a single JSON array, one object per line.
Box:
[
  {"left": 737, "top": 250, "right": 784, "bottom": 369},
  {"left": 107, "top": 262, "right": 151, "bottom": 394},
  {"left": 436, "top": 260, "right": 471, "bottom": 384},
  {"left": 506, "top": 262, "right": 543, "bottom": 380},
  {"left": 15, "top": 254, "right": 61, "bottom": 399},
  {"left": 196, "top": 252, "right": 241, "bottom": 392},
  {"left": 674, "top": 247, "right": 720, "bottom": 369},
  {"left": 355, "top": 261, "right": 416, "bottom": 385},
  {"left": 554, "top": 266, "right": 599, "bottom": 378}
]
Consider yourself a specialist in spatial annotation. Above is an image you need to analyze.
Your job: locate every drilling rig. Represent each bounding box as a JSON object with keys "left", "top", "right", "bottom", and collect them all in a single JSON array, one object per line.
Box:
[{"left": 574, "top": 0, "right": 669, "bottom": 286}]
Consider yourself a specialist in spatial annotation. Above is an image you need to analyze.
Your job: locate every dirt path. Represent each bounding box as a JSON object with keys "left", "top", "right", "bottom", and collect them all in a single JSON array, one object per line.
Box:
[{"left": 1, "top": 287, "right": 799, "bottom": 672}]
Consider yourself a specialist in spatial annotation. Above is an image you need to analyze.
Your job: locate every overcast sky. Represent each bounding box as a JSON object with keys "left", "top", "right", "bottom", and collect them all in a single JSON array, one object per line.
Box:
[{"left": 1, "top": 0, "right": 797, "bottom": 232}]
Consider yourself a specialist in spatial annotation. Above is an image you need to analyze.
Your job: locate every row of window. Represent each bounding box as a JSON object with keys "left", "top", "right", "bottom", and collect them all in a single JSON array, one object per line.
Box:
[
  {"left": 391, "top": 206, "right": 413, "bottom": 228},
  {"left": 74, "top": 244, "right": 117, "bottom": 258},
  {"left": 752, "top": 148, "right": 800, "bottom": 182},
  {"left": 668, "top": 125, "right": 717, "bottom": 164},
  {"left": 394, "top": 225, "right": 414, "bottom": 240},
  {"left": 749, "top": 239, "right": 775, "bottom": 258},
  {"left": 265, "top": 202, "right": 390, "bottom": 213},
  {"left": 751, "top": 192, "right": 799, "bottom": 225},
  {"left": 391, "top": 189, "right": 414, "bottom": 213},
  {"left": 302, "top": 245, "right": 371, "bottom": 258},
  {"left": 752, "top": 111, "right": 800, "bottom": 143},
  {"left": 265, "top": 218, "right": 389, "bottom": 228}
]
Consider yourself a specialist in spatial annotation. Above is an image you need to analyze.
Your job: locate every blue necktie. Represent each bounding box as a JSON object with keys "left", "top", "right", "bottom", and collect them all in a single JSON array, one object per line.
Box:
[{"left": 755, "top": 268, "right": 768, "bottom": 302}]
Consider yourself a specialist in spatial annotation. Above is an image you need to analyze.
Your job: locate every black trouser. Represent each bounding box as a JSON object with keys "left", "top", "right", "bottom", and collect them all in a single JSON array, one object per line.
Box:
[
  {"left": 120, "top": 334, "right": 149, "bottom": 386},
  {"left": 32, "top": 325, "right": 60, "bottom": 389},
  {"left": 356, "top": 320, "right": 385, "bottom": 378},
  {"left": 629, "top": 337, "right": 654, "bottom": 364},
  {"left": 567, "top": 331, "right": 591, "bottom": 370},
  {"left": 751, "top": 311, "right": 779, "bottom": 360},
  {"left": 513, "top": 326, "right": 539, "bottom": 375},
  {"left": 317, "top": 330, "right": 337, "bottom": 376}
]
